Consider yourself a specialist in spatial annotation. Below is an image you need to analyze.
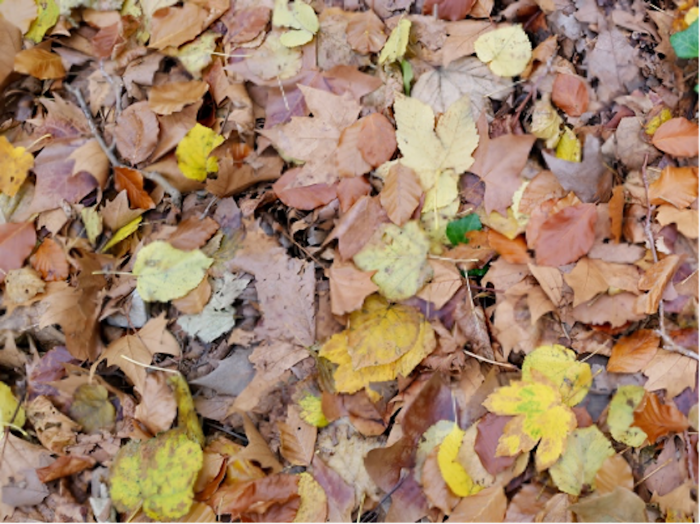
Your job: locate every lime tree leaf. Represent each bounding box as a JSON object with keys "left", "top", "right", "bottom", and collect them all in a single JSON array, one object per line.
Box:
[
  {"left": 438, "top": 424, "right": 482, "bottom": 497},
  {"left": 68, "top": 384, "right": 115, "bottom": 433},
  {"left": 133, "top": 241, "right": 213, "bottom": 302},
  {"left": 272, "top": 0, "right": 319, "bottom": 48},
  {"left": 446, "top": 213, "right": 482, "bottom": 246},
  {"left": 608, "top": 385, "right": 647, "bottom": 447},
  {"left": 521, "top": 345, "right": 592, "bottom": 406},
  {"left": 353, "top": 221, "right": 432, "bottom": 301},
  {"left": 549, "top": 426, "right": 614, "bottom": 496},
  {"left": 110, "top": 428, "right": 204, "bottom": 520},
  {"left": 379, "top": 18, "right": 411, "bottom": 64},
  {"left": 474, "top": 25, "right": 532, "bottom": 77},
  {"left": 483, "top": 377, "right": 576, "bottom": 471},
  {"left": 175, "top": 123, "right": 225, "bottom": 182},
  {"left": 670, "top": 19, "right": 699, "bottom": 59},
  {"left": 394, "top": 93, "right": 479, "bottom": 190}
]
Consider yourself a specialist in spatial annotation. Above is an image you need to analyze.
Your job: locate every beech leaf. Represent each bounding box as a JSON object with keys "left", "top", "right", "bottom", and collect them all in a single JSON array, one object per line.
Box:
[{"left": 534, "top": 203, "right": 597, "bottom": 267}]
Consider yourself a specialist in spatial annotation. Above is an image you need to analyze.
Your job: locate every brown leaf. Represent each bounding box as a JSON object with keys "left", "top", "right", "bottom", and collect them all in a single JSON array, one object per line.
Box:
[
  {"left": 422, "top": 446, "right": 460, "bottom": 515},
  {"left": 273, "top": 168, "right": 337, "bottom": 211},
  {"left": 551, "top": 74, "right": 589, "bottom": 117},
  {"left": 569, "top": 487, "right": 647, "bottom": 522},
  {"left": 447, "top": 485, "right": 506, "bottom": 522},
  {"left": 114, "top": 166, "right": 155, "bottom": 210},
  {"left": 327, "top": 195, "right": 388, "bottom": 260},
  {"left": 36, "top": 455, "right": 96, "bottom": 483},
  {"left": 311, "top": 456, "right": 355, "bottom": 523},
  {"left": 475, "top": 412, "right": 517, "bottom": 476},
  {"left": 563, "top": 257, "right": 608, "bottom": 307},
  {"left": 148, "top": 80, "right": 209, "bottom": 115},
  {"left": 635, "top": 254, "right": 681, "bottom": 315},
  {"left": 334, "top": 119, "right": 373, "bottom": 177},
  {"left": 504, "top": 483, "right": 553, "bottom": 521},
  {"left": 68, "top": 139, "right": 110, "bottom": 188},
  {"left": 0, "top": 222, "right": 36, "bottom": 284},
  {"left": 487, "top": 230, "right": 529, "bottom": 264},
  {"left": 278, "top": 405, "right": 317, "bottom": 466},
  {"left": 608, "top": 185, "right": 625, "bottom": 243},
  {"left": 442, "top": 21, "right": 495, "bottom": 65},
  {"left": 607, "top": 329, "right": 660, "bottom": 373},
  {"left": 534, "top": 203, "right": 597, "bottom": 267},
  {"left": 148, "top": 3, "right": 210, "bottom": 49},
  {"left": 134, "top": 372, "right": 177, "bottom": 436},
  {"left": 173, "top": 278, "right": 212, "bottom": 315},
  {"left": 210, "top": 474, "right": 300, "bottom": 519},
  {"left": 14, "top": 48, "right": 65, "bottom": 79},
  {"left": 595, "top": 454, "right": 633, "bottom": 494},
  {"left": 423, "top": 0, "right": 476, "bottom": 20},
  {"left": 329, "top": 259, "right": 378, "bottom": 316},
  {"left": 337, "top": 176, "right": 372, "bottom": 213},
  {"left": 26, "top": 395, "right": 79, "bottom": 454},
  {"left": 632, "top": 392, "right": 689, "bottom": 443},
  {"left": 652, "top": 117, "right": 699, "bottom": 157},
  {"left": 649, "top": 166, "right": 698, "bottom": 209},
  {"left": 643, "top": 349, "right": 698, "bottom": 398},
  {"left": 357, "top": 113, "right": 397, "bottom": 167},
  {"left": 380, "top": 163, "right": 423, "bottom": 226},
  {"left": 167, "top": 216, "right": 220, "bottom": 251},
  {"left": 207, "top": 154, "right": 283, "bottom": 198},
  {"left": 101, "top": 191, "right": 144, "bottom": 232},
  {"left": 0, "top": 434, "right": 52, "bottom": 520},
  {"left": 417, "top": 260, "right": 463, "bottom": 309},
  {"left": 518, "top": 170, "right": 566, "bottom": 215},
  {"left": 346, "top": 10, "right": 386, "bottom": 54},
  {"left": 572, "top": 291, "right": 645, "bottom": 328},
  {"left": 114, "top": 101, "right": 159, "bottom": 165}
]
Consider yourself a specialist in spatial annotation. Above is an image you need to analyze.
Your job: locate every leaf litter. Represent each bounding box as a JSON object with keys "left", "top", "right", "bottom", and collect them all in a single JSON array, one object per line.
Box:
[{"left": 0, "top": 0, "right": 697, "bottom": 522}]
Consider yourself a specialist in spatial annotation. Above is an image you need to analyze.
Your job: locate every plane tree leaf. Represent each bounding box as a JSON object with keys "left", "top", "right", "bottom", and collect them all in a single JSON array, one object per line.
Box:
[{"left": 521, "top": 345, "right": 592, "bottom": 406}]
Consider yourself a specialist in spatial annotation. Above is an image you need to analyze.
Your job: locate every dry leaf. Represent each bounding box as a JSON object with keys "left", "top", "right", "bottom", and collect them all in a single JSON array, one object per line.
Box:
[
  {"left": 534, "top": 203, "right": 597, "bottom": 267},
  {"left": 649, "top": 166, "right": 698, "bottom": 209},
  {"left": 114, "top": 166, "right": 155, "bottom": 210},
  {"left": 379, "top": 163, "right": 422, "bottom": 226},
  {"left": 635, "top": 254, "right": 681, "bottom": 315},
  {"left": 651, "top": 117, "right": 699, "bottom": 157},
  {"left": 30, "top": 238, "right": 69, "bottom": 282},
  {"left": 14, "top": 47, "right": 65, "bottom": 79},
  {"left": 551, "top": 74, "right": 589, "bottom": 117},
  {"left": 114, "top": 101, "right": 159, "bottom": 165},
  {"left": 346, "top": 10, "right": 386, "bottom": 54},
  {"left": 632, "top": 392, "right": 689, "bottom": 443},
  {"left": 607, "top": 329, "right": 659, "bottom": 373},
  {"left": 148, "top": 80, "right": 209, "bottom": 115},
  {"left": 328, "top": 260, "right": 378, "bottom": 316}
]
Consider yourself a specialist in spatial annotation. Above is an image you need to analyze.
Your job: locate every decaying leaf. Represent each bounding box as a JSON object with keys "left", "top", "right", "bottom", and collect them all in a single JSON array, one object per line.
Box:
[{"left": 608, "top": 385, "right": 647, "bottom": 447}]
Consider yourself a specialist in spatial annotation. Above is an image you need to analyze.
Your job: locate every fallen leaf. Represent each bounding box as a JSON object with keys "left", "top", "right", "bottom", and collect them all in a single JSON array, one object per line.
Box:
[
  {"left": 632, "top": 392, "right": 689, "bottom": 443},
  {"left": 522, "top": 344, "right": 592, "bottom": 406},
  {"left": 114, "top": 166, "right": 155, "bottom": 210},
  {"left": 148, "top": 3, "right": 209, "bottom": 49},
  {"left": 346, "top": 10, "right": 386, "bottom": 54},
  {"left": 586, "top": 21, "right": 641, "bottom": 102},
  {"left": 176, "top": 123, "right": 225, "bottom": 182},
  {"left": 328, "top": 260, "right": 378, "bottom": 316},
  {"left": 569, "top": 486, "right": 647, "bottom": 522},
  {"left": 294, "top": 472, "right": 327, "bottom": 522},
  {"left": 68, "top": 383, "right": 115, "bottom": 433},
  {"left": 474, "top": 24, "right": 532, "bottom": 77},
  {"left": 311, "top": 455, "right": 355, "bottom": 522},
  {"left": 0, "top": 434, "right": 52, "bottom": 520},
  {"left": 272, "top": 0, "right": 319, "bottom": 47},
  {"left": 167, "top": 216, "right": 220, "bottom": 251},
  {"left": 635, "top": 254, "right": 681, "bottom": 315},
  {"left": 649, "top": 166, "right": 698, "bottom": 209},
  {"left": 357, "top": 113, "right": 397, "bottom": 167},
  {"left": 446, "top": 485, "right": 506, "bottom": 522},
  {"left": 379, "top": 163, "right": 422, "bottom": 226},
  {"left": 551, "top": 73, "right": 589, "bottom": 117},
  {"left": 656, "top": 205, "right": 698, "bottom": 238},
  {"left": 279, "top": 406, "right": 317, "bottom": 467},
  {"left": 0, "top": 381, "right": 25, "bottom": 428},
  {"left": 14, "top": 47, "right": 64, "bottom": 79},
  {"left": 26, "top": 395, "right": 79, "bottom": 453},
  {"left": 148, "top": 80, "right": 209, "bottom": 115},
  {"left": 563, "top": 257, "right": 608, "bottom": 307},
  {"left": 595, "top": 454, "right": 634, "bottom": 494},
  {"left": 643, "top": 350, "right": 698, "bottom": 398},
  {"left": 534, "top": 203, "right": 597, "bottom": 267},
  {"left": 608, "top": 384, "right": 647, "bottom": 446},
  {"left": 417, "top": 260, "right": 463, "bottom": 309},
  {"left": 0, "top": 135, "right": 33, "bottom": 197},
  {"left": 114, "top": 101, "right": 159, "bottom": 165},
  {"left": 36, "top": 455, "right": 96, "bottom": 483},
  {"left": 555, "top": 127, "right": 581, "bottom": 162},
  {"left": 379, "top": 18, "right": 411, "bottom": 64},
  {"left": 607, "top": 329, "right": 660, "bottom": 373},
  {"left": 652, "top": 117, "right": 699, "bottom": 157},
  {"left": 530, "top": 96, "right": 563, "bottom": 148},
  {"left": 134, "top": 372, "right": 177, "bottom": 436},
  {"left": 438, "top": 423, "right": 481, "bottom": 496},
  {"left": 0, "top": 223, "right": 34, "bottom": 284}
]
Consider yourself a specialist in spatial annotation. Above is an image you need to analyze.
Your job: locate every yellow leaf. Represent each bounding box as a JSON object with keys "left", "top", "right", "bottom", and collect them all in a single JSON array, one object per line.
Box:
[
  {"left": 176, "top": 123, "right": 225, "bottom": 182},
  {"left": 608, "top": 385, "right": 647, "bottom": 447},
  {"left": 531, "top": 96, "right": 562, "bottom": 149},
  {"left": 110, "top": 428, "right": 203, "bottom": 520},
  {"left": 81, "top": 206, "right": 103, "bottom": 245},
  {"left": 394, "top": 93, "right": 479, "bottom": 190},
  {"left": 645, "top": 108, "right": 672, "bottom": 135},
  {"left": 550, "top": 426, "right": 614, "bottom": 496},
  {"left": 297, "top": 393, "right": 328, "bottom": 428},
  {"left": 353, "top": 221, "right": 432, "bottom": 301},
  {"left": 0, "top": 136, "right": 33, "bottom": 197},
  {"left": 483, "top": 378, "right": 576, "bottom": 471},
  {"left": 438, "top": 424, "right": 482, "bottom": 497},
  {"left": 101, "top": 216, "right": 142, "bottom": 253},
  {"left": 555, "top": 127, "right": 581, "bottom": 162},
  {"left": 474, "top": 25, "right": 532, "bottom": 77},
  {"left": 294, "top": 472, "right": 327, "bottom": 522},
  {"left": 25, "top": 0, "right": 59, "bottom": 43},
  {"left": 522, "top": 345, "right": 592, "bottom": 406},
  {"left": 133, "top": 241, "right": 213, "bottom": 302},
  {"left": 273, "top": 0, "right": 319, "bottom": 48},
  {"left": 378, "top": 18, "right": 411, "bottom": 64},
  {"left": 172, "top": 32, "right": 218, "bottom": 78},
  {"left": 169, "top": 374, "right": 205, "bottom": 447},
  {"left": 0, "top": 381, "right": 25, "bottom": 429},
  {"left": 420, "top": 170, "right": 460, "bottom": 244},
  {"left": 319, "top": 296, "right": 436, "bottom": 400}
]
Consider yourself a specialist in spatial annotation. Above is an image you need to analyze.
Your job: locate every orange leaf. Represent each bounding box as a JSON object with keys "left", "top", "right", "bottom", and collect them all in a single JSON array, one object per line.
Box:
[
  {"left": 30, "top": 238, "right": 69, "bottom": 282},
  {"left": 379, "top": 163, "right": 422, "bottom": 226},
  {"left": 635, "top": 255, "right": 681, "bottom": 315},
  {"left": 346, "top": 10, "right": 386, "bottom": 54},
  {"left": 651, "top": 118, "right": 699, "bottom": 157},
  {"left": 357, "top": 113, "right": 397, "bottom": 167},
  {"left": 114, "top": 166, "right": 156, "bottom": 210},
  {"left": 551, "top": 74, "right": 589, "bottom": 117},
  {"left": 487, "top": 230, "right": 529, "bottom": 264},
  {"left": 632, "top": 392, "right": 689, "bottom": 443},
  {"left": 172, "top": 278, "right": 212, "bottom": 315},
  {"left": 649, "top": 166, "right": 698, "bottom": 209},
  {"left": 168, "top": 216, "right": 220, "bottom": 251},
  {"left": 14, "top": 48, "right": 65, "bottom": 79},
  {"left": 534, "top": 203, "right": 597, "bottom": 267},
  {"left": 337, "top": 176, "right": 371, "bottom": 213},
  {"left": 0, "top": 222, "right": 36, "bottom": 283},
  {"left": 607, "top": 329, "right": 660, "bottom": 373},
  {"left": 608, "top": 185, "right": 625, "bottom": 243}
]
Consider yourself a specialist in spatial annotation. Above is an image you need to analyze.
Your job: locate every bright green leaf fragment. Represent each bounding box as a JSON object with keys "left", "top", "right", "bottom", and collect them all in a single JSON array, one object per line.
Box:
[
  {"left": 608, "top": 385, "right": 647, "bottom": 447},
  {"left": 26, "top": 0, "right": 59, "bottom": 43},
  {"left": 446, "top": 214, "right": 482, "bottom": 246},
  {"left": 353, "top": 220, "right": 432, "bottom": 301},
  {"left": 400, "top": 59, "right": 413, "bottom": 95},
  {"left": 101, "top": 216, "right": 142, "bottom": 253},
  {"left": 379, "top": 18, "right": 411, "bottom": 65},
  {"left": 549, "top": 426, "right": 614, "bottom": 496},
  {"left": 176, "top": 123, "right": 225, "bottom": 182},
  {"left": 0, "top": 381, "right": 25, "bottom": 429},
  {"left": 670, "top": 19, "right": 699, "bottom": 59},
  {"left": 69, "top": 384, "right": 115, "bottom": 433},
  {"left": 522, "top": 345, "right": 592, "bottom": 407},
  {"left": 133, "top": 241, "right": 213, "bottom": 303},
  {"left": 110, "top": 428, "right": 203, "bottom": 520}
]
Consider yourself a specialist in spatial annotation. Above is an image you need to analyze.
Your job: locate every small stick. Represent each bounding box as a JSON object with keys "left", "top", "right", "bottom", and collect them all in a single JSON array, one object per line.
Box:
[{"left": 463, "top": 348, "right": 518, "bottom": 369}]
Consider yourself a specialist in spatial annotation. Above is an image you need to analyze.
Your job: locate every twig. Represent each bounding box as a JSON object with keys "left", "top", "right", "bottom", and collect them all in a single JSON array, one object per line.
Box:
[
  {"left": 640, "top": 155, "right": 699, "bottom": 362},
  {"left": 463, "top": 348, "right": 518, "bottom": 369},
  {"left": 99, "top": 60, "right": 123, "bottom": 116}
]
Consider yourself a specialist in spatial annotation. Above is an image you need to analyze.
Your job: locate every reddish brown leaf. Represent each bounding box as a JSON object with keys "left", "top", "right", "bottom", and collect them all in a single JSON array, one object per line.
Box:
[
  {"left": 172, "top": 278, "right": 212, "bottom": 315},
  {"left": 346, "top": 10, "right": 386, "bottom": 54},
  {"left": 608, "top": 185, "right": 625, "bottom": 243},
  {"left": 632, "top": 392, "right": 689, "bottom": 443},
  {"left": 487, "top": 231, "right": 529, "bottom": 264},
  {"left": 36, "top": 455, "right": 95, "bottom": 483},
  {"left": 148, "top": 80, "right": 209, "bottom": 115},
  {"left": 551, "top": 74, "right": 589, "bottom": 117},
  {"left": 209, "top": 474, "right": 299, "bottom": 518},
  {"left": 337, "top": 176, "right": 372, "bottom": 213},
  {"left": 475, "top": 412, "right": 517, "bottom": 476},
  {"left": 607, "top": 329, "right": 660, "bottom": 373},
  {"left": 114, "top": 101, "right": 159, "bottom": 165},
  {"left": 518, "top": 170, "right": 566, "bottom": 215},
  {"left": 635, "top": 254, "right": 682, "bottom": 315},
  {"left": 30, "top": 238, "right": 69, "bottom": 282},
  {"left": 311, "top": 456, "right": 355, "bottom": 523},
  {"left": 273, "top": 168, "right": 337, "bottom": 211},
  {"left": 649, "top": 166, "right": 698, "bottom": 209},
  {"left": 326, "top": 195, "right": 388, "bottom": 260},
  {"left": 379, "top": 163, "right": 422, "bottom": 226},
  {"left": 357, "top": 113, "right": 397, "bottom": 168},
  {"left": 0, "top": 222, "right": 36, "bottom": 283},
  {"left": 278, "top": 406, "right": 316, "bottom": 466},
  {"left": 534, "top": 203, "right": 597, "bottom": 267},
  {"left": 114, "top": 166, "right": 155, "bottom": 210},
  {"left": 651, "top": 118, "right": 699, "bottom": 157},
  {"left": 168, "top": 216, "right": 220, "bottom": 251},
  {"left": 423, "top": 0, "right": 476, "bottom": 20}
]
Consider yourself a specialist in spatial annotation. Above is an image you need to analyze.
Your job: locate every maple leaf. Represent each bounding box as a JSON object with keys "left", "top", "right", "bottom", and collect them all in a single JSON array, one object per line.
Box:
[
  {"left": 483, "top": 374, "right": 577, "bottom": 471},
  {"left": 521, "top": 345, "right": 592, "bottom": 407}
]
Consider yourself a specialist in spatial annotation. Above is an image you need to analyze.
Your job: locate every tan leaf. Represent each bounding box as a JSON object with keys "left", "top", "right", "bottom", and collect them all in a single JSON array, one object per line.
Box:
[
  {"left": 651, "top": 117, "right": 699, "bottom": 157},
  {"left": 357, "top": 113, "right": 397, "bottom": 167},
  {"left": 134, "top": 372, "right": 178, "bottom": 436},
  {"left": 26, "top": 396, "right": 79, "bottom": 454},
  {"left": 655, "top": 206, "right": 698, "bottom": 239},
  {"left": 346, "top": 10, "right": 386, "bottom": 54},
  {"left": 564, "top": 257, "right": 608, "bottom": 307},
  {"left": 634, "top": 254, "right": 681, "bottom": 315},
  {"left": 379, "top": 163, "right": 422, "bottom": 226},
  {"left": 14, "top": 48, "right": 65, "bottom": 79},
  {"left": 608, "top": 185, "right": 625, "bottom": 243},
  {"left": 30, "top": 238, "right": 69, "bottom": 282},
  {"left": 649, "top": 166, "right": 698, "bottom": 209},
  {"left": 148, "top": 3, "right": 209, "bottom": 49},
  {"left": 148, "top": 80, "right": 209, "bottom": 115},
  {"left": 595, "top": 454, "right": 633, "bottom": 494},
  {"left": 417, "top": 260, "right": 463, "bottom": 309},
  {"left": 168, "top": 216, "right": 220, "bottom": 251},
  {"left": 446, "top": 485, "right": 506, "bottom": 522},
  {"left": 643, "top": 350, "right": 698, "bottom": 398},
  {"left": 114, "top": 101, "right": 159, "bottom": 165},
  {"left": 329, "top": 260, "right": 378, "bottom": 316},
  {"left": 68, "top": 139, "right": 110, "bottom": 188},
  {"left": 279, "top": 405, "right": 317, "bottom": 466},
  {"left": 173, "top": 278, "right": 212, "bottom": 315}
]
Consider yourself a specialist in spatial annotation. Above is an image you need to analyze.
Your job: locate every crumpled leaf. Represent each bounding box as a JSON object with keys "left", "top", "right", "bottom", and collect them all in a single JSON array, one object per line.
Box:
[
  {"left": 521, "top": 345, "right": 592, "bottom": 406},
  {"left": 176, "top": 123, "right": 225, "bottom": 182},
  {"left": 530, "top": 96, "right": 562, "bottom": 149},
  {"left": 378, "top": 18, "right": 411, "bottom": 64},
  {"left": 394, "top": 93, "right": 479, "bottom": 190},
  {"left": 608, "top": 385, "right": 647, "bottom": 447},
  {"left": 272, "top": 0, "right": 319, "bottom": 48},
  {"left": 438, "top": 424, "right": 482, "bottom": 497},
  {"left": 0, "top": 136, "right": 33, "bottom": 197},
  {"left": 110, "top": 428, "right": 203, "bottom": 520},
  {"left": 353, "top": 221, "right": 432, "bottom": 301},
  {"left": 483, "top": 374, "right": 576, "bottom": 471},
  {"left": 0, "top": 381, "right": 25, "bottom": 429},
  {"left": 319, "top": 296, "right": 436, "bottom": 400},
  {"left": 68, "top": 384, "right": 115, "bottom": 433},
  {"left": 549, "top": 426, "right": 614, "bottom": 496},
  {"left": 474, "top": 25, "right": 532, "bottom": 77},
  {"left": 132, "top": 241, "right": 213, "bottom": 302}
]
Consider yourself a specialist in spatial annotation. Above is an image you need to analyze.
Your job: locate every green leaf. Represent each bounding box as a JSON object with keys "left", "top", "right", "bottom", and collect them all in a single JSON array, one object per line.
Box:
[
  {"left": 608, "top": 385, "right": 647, "bottom": 447},
  {"left": 446, "top": 214, "right": 482, "bottom": 246},
  {"left": 670, "top": 19, "right": 699, "bottom": 59},
  {"left": 400, "top": 59, "right": 413, "bottom": 95}
]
